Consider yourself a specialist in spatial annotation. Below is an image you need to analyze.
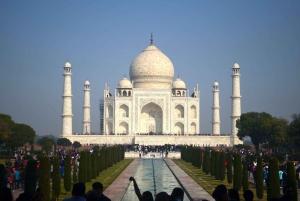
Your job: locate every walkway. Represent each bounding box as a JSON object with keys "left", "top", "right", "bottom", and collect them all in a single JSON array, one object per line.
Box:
[
  {"left": 104, "top": 158, "right": 141, "bottom": 200},
  {"left": 164, "top": 158, "right": 213, "bottom": 201}
]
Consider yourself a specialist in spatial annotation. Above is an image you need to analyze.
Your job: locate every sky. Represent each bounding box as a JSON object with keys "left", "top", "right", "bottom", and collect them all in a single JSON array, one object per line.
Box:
[{"left": 0, "top": 1, "right": 299, "bottom": 137}]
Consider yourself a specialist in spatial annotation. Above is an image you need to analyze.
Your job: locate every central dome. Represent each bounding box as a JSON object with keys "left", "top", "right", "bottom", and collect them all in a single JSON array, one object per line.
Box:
[{"left": 129, "top": 44, "right": 174, "bottom": 89}]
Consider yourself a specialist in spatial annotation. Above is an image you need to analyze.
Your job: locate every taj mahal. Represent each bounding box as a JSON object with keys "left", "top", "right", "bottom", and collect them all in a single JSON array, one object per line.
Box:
[{"left": 60, "top": 35, "right": 243, "bottom": 146}]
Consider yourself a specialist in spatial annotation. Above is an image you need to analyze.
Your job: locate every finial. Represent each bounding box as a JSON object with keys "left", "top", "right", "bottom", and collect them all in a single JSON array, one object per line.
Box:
[
  {"left": 178, "top": 74, "right": 179, "bottom": 78},
  {"left": 124, "top": 74, "right": 126, "bottom": 78},
  {"left": 67, "top": 59, "right": 69, "bottom": 62},
  {"left": 150, "top": 32, "right": 153, "bottom": 45}
]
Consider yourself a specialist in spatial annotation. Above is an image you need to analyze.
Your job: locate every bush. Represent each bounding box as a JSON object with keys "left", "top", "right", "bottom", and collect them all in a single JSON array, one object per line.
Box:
[
  {"left": 219, "top": 152, "right": 225, "bottom": 181},
  {"left": 64, "top": 155, "right": 71, "bottom": 194},
  {"left": 24, "top": 160, "right": 37, "bottom": 197},
  {"left": 73, "top": 164, "right": 77, "bottom": 184},
  {"left": 78, "top": 151, "right": 87, "bottom": 184},
  {"left": 256, "top": 156, "right": 264, "bottom": 200},
  {"left": 91, "top": 153, "right": 97, "bottom": 179},
  {"left": 267, "top": 158, "right": 280, "bottom": 200},
  {"left": 227, "top": 152, "right": 233, "bottom": 184},
  {"left": 233, "top": 154, "right": 242, "bottom": 191},
  {"left": 242, "top": 161, "right": 249, "bottom": 191},
  {"left": 286, "top": 162, "right": 298, "bottom": 201},
  {"left": 214, "top": 151, "right": 220, "bottom": 180},
  {"left": 199, "top": 149, "right": 203, "bottom": 169},
  {"left": 210, "top": 151, "right": 215, "bottom": 176},
  {"left": 86, "top": 152, "right": 92, "bottom": 182},
  {"left": 39, "top": 156, "right": 50, "bottom": 201},
  {"left": 52, "top": 156, "right": 61, "bottom": 201}
]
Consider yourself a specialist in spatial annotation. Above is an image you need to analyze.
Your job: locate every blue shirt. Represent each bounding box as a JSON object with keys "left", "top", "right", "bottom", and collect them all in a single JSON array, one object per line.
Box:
[
  {"left": 14, "top": 170, "right": 20, "bottom": 180},
  {"left": 279, "top": 170, "right": 283, "bottom": 180}
]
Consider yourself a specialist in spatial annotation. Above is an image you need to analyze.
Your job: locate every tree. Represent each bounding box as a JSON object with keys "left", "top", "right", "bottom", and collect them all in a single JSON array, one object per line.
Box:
[
  {"left": 267, "top": 117, "right": 289, "bottom": 151},
  {"left": 52, "top": 156, "right": 61, "bottom": 201},
  {"left": 42, "top": 142, "right": 52, "bottom": 156},
  {"left": 242, "top": 161, "right": 249, "bottom": 191},
  {"left": 78, "top": 151, "right": 87, "bottom": 183},
  {"left": 288, "top": 114, "right": 300, "bottom": 151},
  {"left": 0, "top": 114, "right": 15, "bottom": 144},
  {"left": 39, "top": 156, "right": 50, "bottom": 201},
  {"left": 57, "top": 138, "right": 72, "bottom": 146},
  {"left": 24, "top": 160, "right": 37, "bottom": 197},
  {"left": 256, "top": 156, "right": 264, "bottom": 200},
  {"left": 6, "top": 123, "right": 36, "bottom": 149},
  {"left": 91, "top": 153, "right": 97, "bottom": 179},
  {"left": 236, "top": 112, "right": 273, "bottom": 153},
  {"left": 286, "top": 162, "right": 298, "bottom": 201},
  {"left": 73, "top": 164, "right": 77, "bottom": 184},
  {"left": 233, "top": 153, "right": 242, "bottom": 190},
  {"left": 0, "top": 164, "right": 5, "bottom": 188},
  {"left": 227, "top": 152, "right": 233, "bottom": 184},
  {"left": 73, "top": 141, "right": 82, "bottom": 148},
  {"left": 267, "top": 158, "right": 280, "bottom": 201},
  {"left": 214, "top": 151, "right": 220, "bottom": 180},
  {"left": 37, "top": 136, "right": 55, "bottom": 146},
  {"left": 210, "top": 151, "right": 215, "bottom": 176},
  {"left": 199, "top": 148, "right": 203, "bottom": 169},
  {"left": 64, "top": 155, "right": 72, "bottom": 194},
  {"left": 219, "top": 152, "right": 225, "bottom": 181},
  {"left": 86, "top": 152, "right": 92, "bottom": 182}
]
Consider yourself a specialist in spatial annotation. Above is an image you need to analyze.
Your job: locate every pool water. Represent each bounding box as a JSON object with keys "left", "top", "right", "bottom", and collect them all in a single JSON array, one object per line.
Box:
[{"left": 121, "top": 159, "right": 188, "bottom": 201}]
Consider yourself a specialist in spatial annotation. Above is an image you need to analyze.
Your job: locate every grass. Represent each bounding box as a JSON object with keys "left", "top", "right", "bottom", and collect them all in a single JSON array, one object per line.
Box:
[
  {"left": 0, "top": 159, "right": 5, "bottom": 165},
  {"left": 57, "top": 159, "right": 133, "bottom": 200},
  {"left": 172, "top": 159, "right": 268, "bottom": 201}
]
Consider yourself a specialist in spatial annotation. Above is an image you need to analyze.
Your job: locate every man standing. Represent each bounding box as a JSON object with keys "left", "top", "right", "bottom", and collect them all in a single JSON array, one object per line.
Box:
[
  {"left": 92, "top": 182, "right": 111, "bottom": 201},
  {"left": 63, "top": 183, "right": 86, "bottom": 201}
]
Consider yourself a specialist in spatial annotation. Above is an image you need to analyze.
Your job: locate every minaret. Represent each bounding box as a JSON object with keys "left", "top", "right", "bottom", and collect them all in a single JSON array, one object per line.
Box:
[
  {"left": 212, "top": 81, "right": 220, "bottom": 135},
  {"left": 230, "top": 62, "right": 243, "bottom": 145},
  {"left": 61, "top": 61, "right": 73, "bottom": 137},
  {"left": 82, "top": 80, "right": 91, "bottom": 134}
]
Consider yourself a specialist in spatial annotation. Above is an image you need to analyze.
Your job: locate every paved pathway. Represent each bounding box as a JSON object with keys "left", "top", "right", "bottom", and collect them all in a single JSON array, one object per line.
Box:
[
  {"left": 104, "top": 159, "right": 141, "bottom": 201},
  {"left": 164, "top": 158, "right": 213, "bottom": 201}
]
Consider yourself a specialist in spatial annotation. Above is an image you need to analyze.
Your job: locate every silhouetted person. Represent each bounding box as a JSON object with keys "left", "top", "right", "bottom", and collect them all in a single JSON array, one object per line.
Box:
[
  {"left": 129, "top": 177, "right": 153, "bottom": 201},
  {"left": 243, "top": 190, "right": 253, "bottom": 201},
  {"left": 212, "top": 185, "right": 228, "bottom": 201},
  {"left": 63, "top": 182, "right": 86, "bottom": 201},
  {"left": 156, "top": 192, "right": 170, "bottom": 201},
  {"left": 0, "top": 187, "right": 13, "bottom": 201},
  {"left": 228, "top": 189, "right": 240, "bottom": 201},
  {"left": 16, "top": 192, "right": 32, "bottom": 201},
  {"left": 85, "top": 190, "right": 98, "bottom": 201},
  {"left": 33, "top": 188, "right": 43, "bottom": 201},
  {"left": 171, "top": 187, "right": 184, "bottom": 201},
  {"left": 279, "top": 186, "right": 293, "bottom": 201},
  {"left": 92, "top": 182, "right": 111, "bottom": 201}
]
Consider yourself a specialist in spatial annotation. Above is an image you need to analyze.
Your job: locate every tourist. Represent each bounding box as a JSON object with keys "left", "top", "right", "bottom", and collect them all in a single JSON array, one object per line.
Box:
[
  {"left": 279, "top": 168, "right": 283, "bottom": 187},
  {"left": 243, "top": 190, "right": 253, "bottom": 201},
  {"left": 92, "top": 182, "right": 111, "bottom": 201},
  {"left": 212, "top": 185, "right": 228, "bottom": 201},
  {"left": 228, "top": 189, "right": 240, "bottom": 201},
  {"left": 155, "top": 192, "right": 170, "bottom": 201},
  {"left": 85, "top": 190, "right": 98, "bottom": 201},
  {"left": 16, "top": 192, "right": 33, "bottom": 201},
  {"left": 170, "top": 187, "right": 184, "bottom": 201},
  {"left": 63, "top": 182, "right": 86, "bottom": 201},
  {"left": 279, "top": 186, "right": 293, "bottom": 201},
  {"left": 32, "top": 188, "right": 43, "bottom": 201},
  {"left": 14, "top": 168, "right": 20, "bottom": 189},
  {"left": 129, "top": 177, "right": 153, "bottom": 201},
  {"left": 0, "top": 187, "right": 13, "bottom": 201}
]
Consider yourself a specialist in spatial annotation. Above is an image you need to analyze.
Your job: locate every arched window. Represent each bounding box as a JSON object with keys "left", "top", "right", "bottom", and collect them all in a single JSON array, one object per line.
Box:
[
  {"left": 119, "top": 104, "right": 129, "bottom": 117},
  {"left": 174, "top": 105, "right": 184, "bottom": 118},
  {"left": 106, "top": 105, "right": 113, "bottom": 118},
  {"left": 123, "top": 91, "right": 127, "bottom": 96},
  {"left": 190, "top": 105, "right": 196, "bottom": 118}
]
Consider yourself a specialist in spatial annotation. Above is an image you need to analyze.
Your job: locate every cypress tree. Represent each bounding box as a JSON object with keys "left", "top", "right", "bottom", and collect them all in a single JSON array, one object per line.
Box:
[
  {"left": 227, "top": 152, "right": 233, "bottom": 184},
  {"left": 91, "top": 153, "right": 97, "bottom": 179},
  {"left": 39, "top": 156, "right": 50, "bottom": 201},
  {"left": 31, "top": 144, "right": 34, "bottom": 156},
  {"left": 199, "top": 148, "right": 203, "bottom": 169},
  {"left": 219, "top": 151, "right": 225, "bottom": 181},
  {"left": 78, "top": 151, "right": 87, "bottom": 184},
  {"left": 73, "top": 164, "right": 77, "bottom": 184},
  {"left": 24, "top": 160, "right": 37, "bottom": 197},
  {"left": 233, "top": 153, "right": 242, "bottom": 190},
  {"left": 0, "top": 164, "right": 6, "bottom": 188},
  {"left": 267, "top": 158, "right": 280, "bottom": 201},
  {"left": 52, "top": 156, "right": 61, "bottom": 201},
  {"left": 210, "top": 150, "right": 215, "bottom": 176},
  {"left": 242, "top": 161, "right": 249, "bottom": 191},
  {"left": 64, "top": 155, "right": 72, "bottom": 194},
  {"left": 202, "top": 150, "right": 206, "bottom": 173},
  {"left": 86, "top": 152, "right": 92, "bottom": 182},
  {"left": 206, "top": 150, "right": 211, "bottom": 174},
  {"left": 286, "top": 162, "right": 298, "bottom": 201},
  {"left": 54, "top": 144, "right": 57, "bottom": 155},
  {"left": 256, "top": 156, "right": 264, "bottom": 200},
  {"left": 215, "top": 151, "right": 220, "bottom": 180}
]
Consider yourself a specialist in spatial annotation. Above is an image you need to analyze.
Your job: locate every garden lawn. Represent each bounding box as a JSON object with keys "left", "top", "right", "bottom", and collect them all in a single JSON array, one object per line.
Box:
[
  {"left": 57, "top": 159, "right": 133, "bottom": 200},
  {"left": 0, "top": 159, "right": 5, "bottom": 165},
  {"left": 172, "top": 159, "right": 268, "bottom": 201}
]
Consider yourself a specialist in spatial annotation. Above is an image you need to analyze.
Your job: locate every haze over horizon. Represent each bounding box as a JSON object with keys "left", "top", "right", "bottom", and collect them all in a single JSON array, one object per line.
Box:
[{"left": 1, "top": 1, "right": 299, "bottom": 137}]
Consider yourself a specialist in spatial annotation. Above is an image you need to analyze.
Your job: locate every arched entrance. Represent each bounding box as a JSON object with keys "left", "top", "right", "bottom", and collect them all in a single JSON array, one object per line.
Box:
[
  {"left": 118, "top": 122, "right": 128, "bottom": 134},
  {"left": 175, "top": 122, "right": 184, "bottom": 134},
  {"left": 140, "top": 102, "right": 163, "bottom": 134}
]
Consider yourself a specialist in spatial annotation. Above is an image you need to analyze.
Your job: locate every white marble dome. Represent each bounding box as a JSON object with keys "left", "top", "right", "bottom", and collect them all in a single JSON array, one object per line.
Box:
[
  {"left": 232, "top": 62, "right": 240, "bottom": 69},
  {"left": 118, "top": 77, "right": 132, "bottom": 88},
  {"left": 85, "top": 80, "right": 90, "bottom": 85},
  {"left": 64, "top": 61, "right": 71, "bottom": 68},
  {"left": 213, "top": 81, "right": 219, "bottom": 86},
  {"left": 129, "top": 44, "right": 174, "bottom": 89},
  {"left": 172, "top": 78, "right": 186, "bottom": 89}
]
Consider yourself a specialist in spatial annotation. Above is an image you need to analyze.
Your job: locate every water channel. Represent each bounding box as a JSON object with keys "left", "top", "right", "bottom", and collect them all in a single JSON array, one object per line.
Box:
[{"left": 121, "top": 158, "right": 188, "bottom": 201}]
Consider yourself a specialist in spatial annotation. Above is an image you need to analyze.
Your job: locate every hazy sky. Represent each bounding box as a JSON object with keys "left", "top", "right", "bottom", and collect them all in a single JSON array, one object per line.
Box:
[{"left": 1, "top": 1, "right": 299, "bottom": 137}]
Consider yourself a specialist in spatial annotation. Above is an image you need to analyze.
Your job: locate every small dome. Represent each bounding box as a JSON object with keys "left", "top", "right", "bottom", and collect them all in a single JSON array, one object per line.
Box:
[
  {"left": 118, "top": 77, "right": 132, "bottom": 88},
  {"left": 213, "top": 81, "right": 219, "bottom": 86},
  {"left": 84, "top": 80, "right": 90, "bottom": 85},
  {"left": 172, "top": 78, "right": 186, "bottom": 89},
  {"left": 232, "top": 62, "right": 240, "bottom": 69},
  {"left": 64, "top": 61, "right": 71, "bottom": 68}
]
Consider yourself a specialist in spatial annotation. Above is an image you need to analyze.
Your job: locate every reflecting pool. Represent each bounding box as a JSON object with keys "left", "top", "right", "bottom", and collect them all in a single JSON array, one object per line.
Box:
[{"left": 121, "top": 159, "right": 188, "bottom": 201}]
